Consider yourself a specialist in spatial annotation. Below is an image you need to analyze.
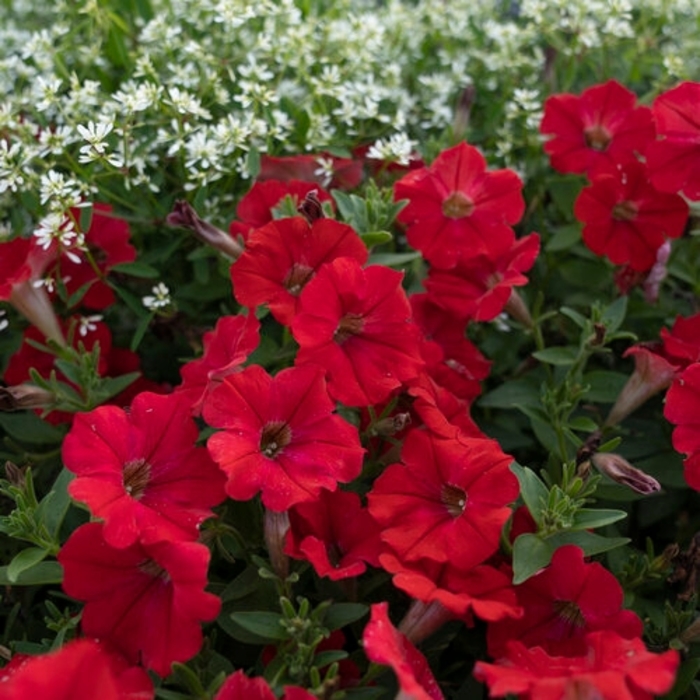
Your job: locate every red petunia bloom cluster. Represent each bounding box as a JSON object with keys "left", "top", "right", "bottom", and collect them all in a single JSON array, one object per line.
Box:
[
  {"left": 542, "top": 79, "right": 695, "bottom": 281},
  {"left": 58, "top": 390, "right": 225, "bottom": 677}
]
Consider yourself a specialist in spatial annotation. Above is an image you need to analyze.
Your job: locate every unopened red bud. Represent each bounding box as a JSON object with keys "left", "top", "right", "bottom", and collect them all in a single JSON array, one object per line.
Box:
[
  {"left": 589, "top": 453, "right": 661, "bottom": 495},
  {"left": 0, "top": 384, "right": 55, "bottom": 411},
  {"left": 167, "top": 200, "right": 243, "bottom": 260},
  {"left": 297, "top": 189, "right": 324, "bottom": 223}
]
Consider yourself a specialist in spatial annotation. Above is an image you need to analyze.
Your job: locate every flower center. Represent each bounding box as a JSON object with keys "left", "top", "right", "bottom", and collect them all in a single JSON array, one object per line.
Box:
[
  {"left": 283, "top": 262, "right": 314, "bottom": 296},
  {"left": 123, "top": 458, "right": 151, "bottom": 500},
  {"left": 441, "top": 483, "right": 468, "bottom": 518},
  {"left": 260, "top": 421, "right": 293, "bottom": 458},
  {"left": 611, "top": 200, "right": 638, "bottom": 221},
  {"left": 333, "top": 313, "right": 364, "bottom": 344},
  {"left": 139, "top": 558, "right": 170, "bottom": 581},
  {"left": 442, "top": 191, "right": 475, "bottom": 219},
  {"left": 552, "top": 599, "right": 586, "bottom": 630},
  {"left": 584, "top": 124, "right": 612, "bottom": 151}
]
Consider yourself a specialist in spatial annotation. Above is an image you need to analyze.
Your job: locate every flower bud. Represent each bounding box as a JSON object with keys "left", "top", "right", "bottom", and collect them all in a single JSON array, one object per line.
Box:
[
  {"left": 167, "top": 200, "right": 243, "bottom": 260},
  {"left": 589, "top": 453, "right": 661, "bottom": 495},
  {"left": 0, "top": 384, "right": 55, "bottom": 411}
]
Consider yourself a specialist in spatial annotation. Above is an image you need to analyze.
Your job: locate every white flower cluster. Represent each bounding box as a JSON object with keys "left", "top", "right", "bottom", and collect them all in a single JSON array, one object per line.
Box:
[{"left": 0, "top": 0, "right": 695, "bottom": 232}]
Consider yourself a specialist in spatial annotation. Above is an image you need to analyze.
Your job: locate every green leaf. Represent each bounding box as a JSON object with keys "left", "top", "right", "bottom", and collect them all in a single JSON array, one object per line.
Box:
[
  {"left": 246, "top": 147, "right": 261, "bottom": 180},
  {"left": 546, "top": 530, "right": 630, "bottom": 558},
  {"left": 582, "top": 371, "right": 628, "bottom": 403},
  {"left": 532, "top": 346, "right": 578, "bottom": 365},
  {"left": 0, "top": 412, "right": 64, "bottom": 445},
  {"left": 323, "top": 603, "right": 368, "bottom": 630},
  {"left": 360, "top": 230, "right": 393, "bottom": 247},
  {"left": 367, "top": 251, "right": 422, "bottom": 267},
  {"left": 79, "top": 205, "right": 93, "bottom": 234},
  {"left": 314, "top": 650, "right": 349, "bottom": 667},
  {"left": 545, "top": 223, "right": 581, "bottom": 252},
  {"left": 130, "top": 313, "right": 154, "bottom": 352},
  {"left": 570, "top": 508, "right": 628, "bottom": 530},
  {"left": 228, "top": 611, "right": 288, "bottom": 641},
  {"left": 0, "top": 561, "right": 63, "bottom": 586},
  {"left": 96, "top": 372, "right": 140, "bottom": 402},
  {"left": 512, "top": 533, "right": 555, "bottom": 584},
  {"left": 479, "top": 378, "right": 541, "bottom": 409},
  {"left": 36, "top": 468, "right": 74, "bottom": 538},
  {"left": 560, "top": 306, "right": 587, "bottom": 329},
  {"left": 509, "top": 463, "right": 549, "bottom": 526},
  {"left": 7, "top": 547, "right": 49, "bottom": 583},
  {"left": 111, "top": 261, "right": 161, "bottom": 278},
  {"left": 601, "top": 295, "right": 628, "bottom": 333},
  {"left": 567, "top": 416, "right": 600, "bottom": 433}
]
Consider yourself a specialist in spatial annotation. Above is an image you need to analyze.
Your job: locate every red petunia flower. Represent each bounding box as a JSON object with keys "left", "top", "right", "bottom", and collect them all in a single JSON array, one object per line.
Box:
[
  {"left": 203, "top": 364, "right": 364, "bottom": 511},
  {"left": 646, "top": 81, "right": 700, "bottom": 200},
  {"left": 379, "top": 552, "right": 520, "bottom": 626},
  {"left": 231, "top": 217, "right": 367, "bottom": 326},
  {"left": 291, "top": 257, "right": 424, "bottom": 407},
  {"left": 229, "top": 180, "right": 333, "bottom": 241},
  {"left": 661, "top": 311, "right": 700, "bottom": 366},
  {"left": 486, "top": 545, "right": 643, "bottom": 658},
  {"left": 474, "top": 630, "right": 679, "bottom": 700},
  {"left": 362, "top": 602, "right": 444, "bottom": 700},
  {"left": 177, "top": 313, "right": 260, "bottom": 414},
  {"left": 424, "top": 233, "right": 540, "bottom": 322},
  {"left": 574, "top": 160, "right": 687, "bottom": 271},
  {"left": 0, "top": 638, "right": 153, "bottom": 700},
  {"left": 394, "top": 142, "right": 524, "bottom": 269},
  {"left": 0, "top": 235, "right": 63, "bottom": 344},
  {"left": 213, "top": 670, "right": 316, "bottom": 700},
  {"left": 540, "top": 79, "right": 655, "bottom": 175},
  {"left": 63, "top": 391, "right": 226, "bottom": 548},
  {"left": 664, "top": 362, "right": 700, "bottom": 490},
  {"left": 367, "top": 429, "right": 517, "bottom": 570},
  {"left": 284, "top": 489, "right": 382, "bottom": 580},
  {"left": 59, "top": 522, "right": 221, "bottom": 678},
  {"left": 411, "top": 294, "right": 491, "bottom": 402}
]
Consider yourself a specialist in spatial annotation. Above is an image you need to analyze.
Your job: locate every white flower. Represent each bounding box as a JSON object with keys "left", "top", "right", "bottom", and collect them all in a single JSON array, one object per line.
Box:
[
  {"left": 78, "top": 314, "right": 102, "bottom": 337},
  {"left": 0, "top": 309, "right": 8, "bottom": 333},
  {"left": 366, "top": 133, "right": 416, "bottom": 166},
  {"left": 142, "top": 282, "right": 171, "bottom": 311},
  {"left": 33, "top": 212, "right": 76, "bottom": 250}
]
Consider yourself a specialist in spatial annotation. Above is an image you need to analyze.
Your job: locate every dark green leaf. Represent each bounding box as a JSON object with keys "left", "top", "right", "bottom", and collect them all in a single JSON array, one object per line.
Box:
[
  {"left": 0, "top": 561, "right": 63, "bottom": 586},
  {"left": 36, "top": 468, "right": 74, "bottom": 538},
  {"left": 360, "top": 231, "right": 393, "bottom": 247},
  {"left": 111, "top": 261, "right": 161, "bottom": 278},
  {"left": 510, "top": 463, "right": 549, "bottom": 525},
  {"left": 0, "top": 412, "right": 64, "bottom": 445},
  {"left": 570, "top": 508, "right": 628, "bottom": 530},
  {"left": 512, "top": 533, "right": 555, "bottom": 584},
  {"left": 323, "top": 603, "right": 368, "bottom": 630},
  {"left": 7, "top": 548, "right": 49, "bottom": 583},
  {"left": 228, "top": 611, "right": 288, "bottom": 641},
  {"left": 601, "top": 296, "right": 628, "bottom": 334},
  {"left": 532, "top": 346, "right": 578, "bottom": 365},
  {"left": 479, "top": 379, "right": 541, "bottom": 409},
  {"left": 368, "top": 251, "right": 422, "bottom": 267},
  {"left": 313, "top": 650, "right": 349, "bottom": 667}
]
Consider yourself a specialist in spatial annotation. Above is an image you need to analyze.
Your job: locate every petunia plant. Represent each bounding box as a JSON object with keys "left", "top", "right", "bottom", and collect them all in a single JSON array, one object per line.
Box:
[{"left": 2, "top": 2, "right": 700, "bottom": 699}]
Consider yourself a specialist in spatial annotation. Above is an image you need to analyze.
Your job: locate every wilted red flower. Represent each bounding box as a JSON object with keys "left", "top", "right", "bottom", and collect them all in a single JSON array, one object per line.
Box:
[
  {"left": 394, "top": 141, "right": 524, "bottom": 269},
  {"left": 367, "top": 429, "right": 516, "bottom": 570},
  {"left": 229, "top": 180, "right": 333, "bottom": 240},
  {"left": 203, "top": 364, "right": 364, "bottom": 511},
  {"left": 177, "top": 313, "right": 260, "bottom": 414},
  {"left": 64, "top": 391, "right": 226, "bottom": 548},
  {"left": 0, "top": 638, "right": 153, "bottom": 700},
  {"left": 259, "top": 153, "right": 363, "bottom": 190},
  {"left": 362, "top": 603, "right": 444, "bottom": 700},
  {"left": 486, "top": 545, "right": 643, "bottom": 658},
  {"left": 424, "top": 233, "right": 540, "bottom": 322},
  {"left": 664, "top": 363, "right": 700, "bottom": 490},
  {"left": 231, "top": 217, "right": 367, "bottom": 326},
  {"left": 605, "top": 342, "right": 680, "bottom": 427},
  {"left": 285, "top": 489, "right": 381, "bottom": 580},
  {"left": 379, "top": 552, "right": 520, "bottom": 626},
  {"left": 59, "top": 522, "right": 221, "bottom": 678},
  {"left": 647, "top": 81, "right": 700, "bottom": 199},
  {"left": 474, "top": 630, "right": 679, "bottom": 700},
  {"left": 589, "top": 453, "right": 661, "bottom": 495},
  {"left": 291, "top": 257, "right": 424, "bottom": 407},
  {"left": 540, "top": 79, "right": 655, "bottom": 175},
  {"left": 574, "top": 160, "right": 687, "bottom": 272},
  {"left": 0, "top": 235, "right": 63, "bottom": 344},
  {"left": 411, "top": 294, "right": 491, "bottom": 402}
]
